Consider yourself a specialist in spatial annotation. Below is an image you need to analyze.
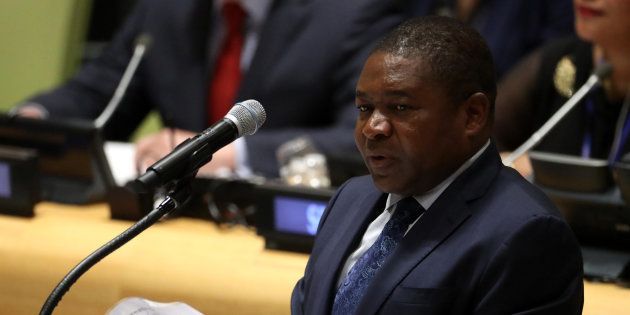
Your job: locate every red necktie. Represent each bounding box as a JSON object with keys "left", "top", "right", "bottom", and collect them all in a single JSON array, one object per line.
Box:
[{"left": 208, "top": 2, "right": 246, "bottom": 124}]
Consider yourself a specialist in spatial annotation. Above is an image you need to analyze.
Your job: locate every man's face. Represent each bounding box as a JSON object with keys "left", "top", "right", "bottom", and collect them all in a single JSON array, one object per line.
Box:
[{"left": 354, "top": 52, "right": 470, "bottom": 196}]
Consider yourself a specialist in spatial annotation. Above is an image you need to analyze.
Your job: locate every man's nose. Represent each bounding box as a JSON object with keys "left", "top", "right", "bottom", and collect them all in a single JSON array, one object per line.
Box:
[{"left": 363, "top": 111, "right": 391, "bottom": 140}]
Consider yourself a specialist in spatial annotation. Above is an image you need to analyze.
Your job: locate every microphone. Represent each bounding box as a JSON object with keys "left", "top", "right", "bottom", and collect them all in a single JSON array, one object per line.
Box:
[
  {"left": 503, "top": 63, "right": 613, "bottom": 166},
  {"left": 134, "top": 99, "right": 266, "bottom": 191},
  {"left": 94, "top": 34, "right": 152, "bottom": 129}
]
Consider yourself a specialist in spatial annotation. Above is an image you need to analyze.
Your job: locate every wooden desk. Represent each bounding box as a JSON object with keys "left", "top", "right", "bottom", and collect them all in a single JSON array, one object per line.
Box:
[
  {"left": 0, "top": 203, "right": 628, "bottom": 314},
  {"left": 0, "top": 203, "right": 307, "bottom": 314}
]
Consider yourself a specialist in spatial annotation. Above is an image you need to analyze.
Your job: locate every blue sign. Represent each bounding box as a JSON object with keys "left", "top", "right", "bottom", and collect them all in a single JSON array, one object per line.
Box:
[{"left": 274, "top": 196, "right": 327, "bottom": 236}]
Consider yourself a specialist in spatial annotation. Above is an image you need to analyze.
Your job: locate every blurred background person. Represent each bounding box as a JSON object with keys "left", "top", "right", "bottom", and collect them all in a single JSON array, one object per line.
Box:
[
  {"left": 495, "top": 0, "right": 630, "bottom": 176},
  {"left": 12, "top": 0, "right": 404, "bottom": 179},
  {"left": 404, "top": 0, "right": 575, "bottom": 79}
]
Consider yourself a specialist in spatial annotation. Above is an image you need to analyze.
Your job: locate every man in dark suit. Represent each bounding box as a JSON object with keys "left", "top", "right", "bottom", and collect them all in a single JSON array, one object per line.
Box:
[
  {"left": 18, "top": 0, "right": 403, "bottom": 178},
  {"left": 291, "top": 16, "right": 584, "bottom": 314}
]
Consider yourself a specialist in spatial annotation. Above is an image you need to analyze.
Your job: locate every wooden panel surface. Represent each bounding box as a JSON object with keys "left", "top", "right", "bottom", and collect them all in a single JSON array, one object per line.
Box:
[{"left": 0, "top": 202, "right": 628, "bottom": 314}]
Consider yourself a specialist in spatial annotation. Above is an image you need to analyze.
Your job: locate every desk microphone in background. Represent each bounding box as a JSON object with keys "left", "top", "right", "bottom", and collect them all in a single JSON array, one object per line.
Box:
[
  {"left": 503, "top": 62, "right": 613, "bottom": 166},
  {"left": 94, "top": 34, "right": 152, "bottom": 129},
  {"left": 134, "top": 99, "right": 266, "bottom": 191},
  {"left": 91, "top": 34, "right": 152, "bottom": 193}
]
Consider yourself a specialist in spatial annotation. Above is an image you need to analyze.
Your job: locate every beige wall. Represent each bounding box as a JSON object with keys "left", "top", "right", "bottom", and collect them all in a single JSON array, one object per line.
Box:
[{"left": 0, "top": 0, "right": 92, "bottom": 111}]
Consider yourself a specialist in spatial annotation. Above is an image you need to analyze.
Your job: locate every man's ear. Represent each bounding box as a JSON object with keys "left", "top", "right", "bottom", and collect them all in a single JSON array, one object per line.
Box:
[{"left": 462, "top": 92, "right": 491, "bottom": 137}]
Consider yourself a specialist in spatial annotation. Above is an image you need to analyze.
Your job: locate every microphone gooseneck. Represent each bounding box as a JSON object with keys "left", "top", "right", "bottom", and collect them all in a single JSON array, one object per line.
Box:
[
  {"left": 503, "top": 62, "right": 613, "bottom": 166},
  {"left": 94, "top": 34, "right": 153, "bottom": 129},
  {"left": 134, "top": 99, "right": 266, "bottom": 191}
]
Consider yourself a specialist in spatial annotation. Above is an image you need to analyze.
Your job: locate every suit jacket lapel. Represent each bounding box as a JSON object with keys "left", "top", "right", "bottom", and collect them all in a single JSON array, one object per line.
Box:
[
  {"left": 355, "top": 143, "right": 503, "bottom": 313},
  {"left": 305, "top": 186, "right": 387, "bottom": 314},
  {"left": 355, "top": 191, "right": 472, "bottom": 314}
]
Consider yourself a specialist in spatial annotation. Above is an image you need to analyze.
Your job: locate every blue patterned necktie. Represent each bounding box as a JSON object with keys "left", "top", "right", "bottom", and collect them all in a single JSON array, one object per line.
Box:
[{"left": 332, "top": 197, "right": 424, "bottom": 315}]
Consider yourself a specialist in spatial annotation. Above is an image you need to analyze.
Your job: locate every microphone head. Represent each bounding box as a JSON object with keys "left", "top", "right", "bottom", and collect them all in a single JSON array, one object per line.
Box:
[
  {"left": 594, "top": 62, "right": 613, "bottom": 80},
  {"left": 226, "top": 100, "right": 266, "bottom": 136},
  {"left": 135, "top": 34, "right": 153, "bottom": 49}
]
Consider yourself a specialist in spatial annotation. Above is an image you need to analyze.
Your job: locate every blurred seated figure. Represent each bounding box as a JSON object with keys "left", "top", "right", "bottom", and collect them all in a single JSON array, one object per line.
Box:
[
  {"left": 404, "top": 0, "right": 575, "bottom": 79},
  {"left": 14, "top": 0, "right": 403, "bottom": 179},
  {"left": 495, "top": 0, "right": 630, "bottom": 177}
]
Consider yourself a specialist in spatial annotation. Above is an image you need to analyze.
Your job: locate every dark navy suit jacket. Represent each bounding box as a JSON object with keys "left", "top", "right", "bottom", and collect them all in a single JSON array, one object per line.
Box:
[
  {"left": 291, "top": 144, "right": 584, "bottom": 314},
  {"left": 29, "top": 0, "right": 403, "bottom": 177}
]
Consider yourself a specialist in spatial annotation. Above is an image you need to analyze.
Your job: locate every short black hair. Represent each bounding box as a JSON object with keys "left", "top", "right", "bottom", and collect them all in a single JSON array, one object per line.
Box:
[{"left": 372, "top": 16, "right": 497, "bottom": 107}]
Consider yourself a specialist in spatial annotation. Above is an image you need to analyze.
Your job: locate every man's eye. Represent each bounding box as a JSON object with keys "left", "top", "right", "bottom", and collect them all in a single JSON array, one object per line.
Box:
[
  {"left": 357, "top": 105, "right": 369, "bottom": 112},
  {"left": 395, "top": 104, "right": 408, "bottom": 111}
]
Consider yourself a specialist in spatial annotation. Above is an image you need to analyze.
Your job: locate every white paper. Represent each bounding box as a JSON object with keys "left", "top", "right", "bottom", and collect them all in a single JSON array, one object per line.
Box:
[
  {"left": 107, "top": 297, "right": 204, "bottom": 315},
  {"left": 104, "top": 141, "right": 138, "bottom": 186}
]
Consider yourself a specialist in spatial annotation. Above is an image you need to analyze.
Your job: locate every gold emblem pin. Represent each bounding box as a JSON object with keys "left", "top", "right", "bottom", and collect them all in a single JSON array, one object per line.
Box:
[{"left": 553, "top": 55, "right": 576, "bottom": 98}]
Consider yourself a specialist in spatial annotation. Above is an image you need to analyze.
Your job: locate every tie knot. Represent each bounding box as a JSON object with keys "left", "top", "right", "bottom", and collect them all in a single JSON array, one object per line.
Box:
[
  {"left": 222, "top": 2, "right": 246, "bottom": 33},
  {"left": 393, "top": 197, "right": 423, "bottom": 226}
]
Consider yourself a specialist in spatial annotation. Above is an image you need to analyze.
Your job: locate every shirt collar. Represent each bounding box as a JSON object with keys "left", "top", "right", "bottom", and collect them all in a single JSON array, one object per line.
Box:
[{"left": 386, "top": 140, "right": 491, "bottom": 211}]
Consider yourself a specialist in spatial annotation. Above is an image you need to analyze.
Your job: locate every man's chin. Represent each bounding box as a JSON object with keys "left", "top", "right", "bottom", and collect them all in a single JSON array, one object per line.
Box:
[{"left": 370, "top": 174, "right": 405, "bottom": 194}]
